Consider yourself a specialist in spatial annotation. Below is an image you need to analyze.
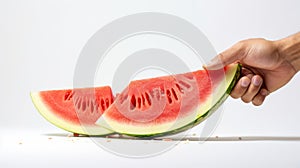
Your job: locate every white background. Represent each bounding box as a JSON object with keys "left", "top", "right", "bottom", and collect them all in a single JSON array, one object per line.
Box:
[{"left": 1, "top": 0, "right": 300, "bottom": 167}]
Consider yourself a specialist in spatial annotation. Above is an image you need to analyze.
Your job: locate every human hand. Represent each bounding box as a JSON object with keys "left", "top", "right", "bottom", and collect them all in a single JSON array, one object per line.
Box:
[{"left": 206, "top": 38, "right": 297, "bottom": 106}]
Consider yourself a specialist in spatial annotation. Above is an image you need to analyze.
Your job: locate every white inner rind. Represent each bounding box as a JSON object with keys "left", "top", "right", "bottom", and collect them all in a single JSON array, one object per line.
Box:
[
  {"left": 96, "top": 64, "right": 238, "bottom": 135},
  {"left": 31, "top": 92, "right": 113, "bottom": 136}
]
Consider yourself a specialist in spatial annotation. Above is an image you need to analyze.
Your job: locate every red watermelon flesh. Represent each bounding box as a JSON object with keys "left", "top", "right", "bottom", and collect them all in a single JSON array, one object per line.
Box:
[
  {"left": 31, "top": 86, "right": 114, "bottom": 136},
  {"left": 96, "top": 64, "right": 240, "bottom": 137}
]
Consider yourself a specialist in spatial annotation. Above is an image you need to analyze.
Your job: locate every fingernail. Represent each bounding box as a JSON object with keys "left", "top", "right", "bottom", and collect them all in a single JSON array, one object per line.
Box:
[
  {"left": 241, "top": 78, "right": 250, "bottom": 87},
  {"left": 252, "top": 76, "right": 262, "bottom": 86},
  {"left": 207, "top": 57, "right": 219, "bottom": 65}
]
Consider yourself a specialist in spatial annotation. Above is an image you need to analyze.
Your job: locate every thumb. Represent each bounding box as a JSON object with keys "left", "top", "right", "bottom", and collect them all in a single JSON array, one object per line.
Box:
[{"left": 204, "top": 43, "right": 242, "bottom": 70}]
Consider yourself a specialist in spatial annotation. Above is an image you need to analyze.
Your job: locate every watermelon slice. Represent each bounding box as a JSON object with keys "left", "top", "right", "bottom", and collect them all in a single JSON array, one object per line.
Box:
[
  {"left": 31, "top": 86, "right": 114, "bottom": 136},
  {"left": 95, "top": 64, "right": 241, "bottom": 137}
]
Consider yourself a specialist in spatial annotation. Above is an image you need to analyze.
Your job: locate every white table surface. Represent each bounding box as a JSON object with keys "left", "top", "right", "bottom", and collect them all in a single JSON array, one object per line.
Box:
[{"left": 1, "top": 128, "right": 300, "bottom": 168}]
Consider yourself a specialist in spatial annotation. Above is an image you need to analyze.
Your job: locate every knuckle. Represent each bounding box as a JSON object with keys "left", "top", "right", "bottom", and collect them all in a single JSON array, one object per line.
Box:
[
  {"left": 241, "top": 97, "right": 251, "bottom": 103},
  {"left": 252, "top": 100, "right": 262, "bottom": 106},
  {"left": 236, "top": 40, "right": 246, "bottom": 47},
  {"left": 231, "top": 86, "right": 247, "bottom": 99},
  {"left": 252, "top": 95, "right": 265, "bottom": 106},
  {"left": 230, "top": 93, "right": 240, "bottom": 99}
]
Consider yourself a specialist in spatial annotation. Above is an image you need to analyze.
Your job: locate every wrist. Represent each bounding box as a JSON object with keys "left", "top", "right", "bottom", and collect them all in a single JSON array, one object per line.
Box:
[{"left": 275, "top": 32, "right": 300, "bottom": 72}]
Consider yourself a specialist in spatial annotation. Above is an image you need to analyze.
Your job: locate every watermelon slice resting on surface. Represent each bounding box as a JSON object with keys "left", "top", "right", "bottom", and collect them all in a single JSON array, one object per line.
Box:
[
  {"left": 95, "top": 64, "right": 241, "bottom": 137},
  {"left": 31, "top": 86, "right": 115, "bottom": 136},
  {"left": 31, "top": 64, "right": 240, "bottom": 137}
]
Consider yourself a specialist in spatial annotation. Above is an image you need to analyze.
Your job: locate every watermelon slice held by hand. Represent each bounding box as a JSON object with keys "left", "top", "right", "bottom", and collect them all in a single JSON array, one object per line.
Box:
[
  {"left": 30, "top": 86, "right": 115, "bottom": 136},
  {"left": 95, "top": 64, "right": 241, "bottom": 137},
  {"left": 31, "top": 63, "right": 240, "bottom": 137}
]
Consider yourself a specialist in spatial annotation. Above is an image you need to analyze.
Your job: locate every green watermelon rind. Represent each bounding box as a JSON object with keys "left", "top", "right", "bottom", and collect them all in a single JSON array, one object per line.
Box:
[
  {"left": 30, "top": 92, "right": 115, "bottom": 136},
  {"left": 114, "top": 64, "right": 241, "bottom": 138}
]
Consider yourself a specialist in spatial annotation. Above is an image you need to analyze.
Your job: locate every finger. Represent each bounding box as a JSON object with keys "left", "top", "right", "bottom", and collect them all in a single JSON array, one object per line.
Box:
[
  {"left": 231, "top": 76, "right": 251, "bottom": 99},
  {"left": 241, "top": 67, "right": 253, "bottom": 76},
  {"left": 231, "top": 67, "right": 254, "bottom": 99},
  {"left": 205, "top": 42, "right": 243, "bottom": 70},
  {"left": 252, "top": 88, "right": 269, "bottom": 106},
  {"left": 241, "top": 75, "right": 263, "bottom": 103}
]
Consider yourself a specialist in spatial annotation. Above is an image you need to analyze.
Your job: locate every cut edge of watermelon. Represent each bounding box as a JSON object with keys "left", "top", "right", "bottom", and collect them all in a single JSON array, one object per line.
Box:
[
  {"left": 96, "top": 64, "right": 241, "bottom": 137},
  {"left": 30, "top": 92, "right": 114, "bottom": 136}
]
